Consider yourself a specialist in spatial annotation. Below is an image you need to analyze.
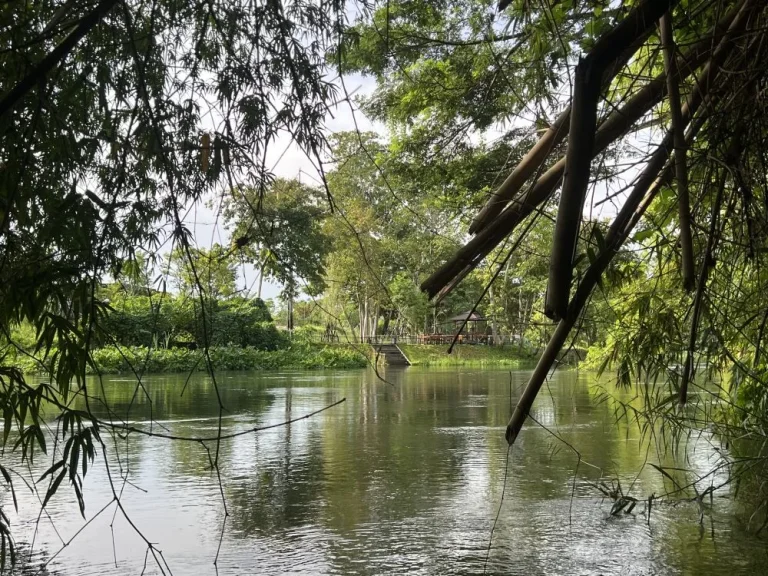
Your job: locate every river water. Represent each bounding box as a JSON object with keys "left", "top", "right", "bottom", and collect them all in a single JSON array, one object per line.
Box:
[{"left": 4, "top": 367, "right": 767, "bottom": 575}]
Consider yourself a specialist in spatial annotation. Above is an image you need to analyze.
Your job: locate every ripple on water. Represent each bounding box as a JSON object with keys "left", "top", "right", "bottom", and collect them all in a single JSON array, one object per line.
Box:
[{"left": 6, "top": 369, "right": 768, "bottom": 576}]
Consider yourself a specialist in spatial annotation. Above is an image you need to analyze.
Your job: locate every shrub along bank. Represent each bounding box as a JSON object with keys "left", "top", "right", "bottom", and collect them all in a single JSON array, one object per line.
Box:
[
  {"left": 14, "top": 343, "right": 369, "bottom": 375},
  {"left": 98, "top": 293, "right": 283, "bottom": 349},
  {"left": 398, "top": 344, "right": 531, "bottom": 367},
  {"left": 8, "top": 292, "right": 374, "bottom": 375}
]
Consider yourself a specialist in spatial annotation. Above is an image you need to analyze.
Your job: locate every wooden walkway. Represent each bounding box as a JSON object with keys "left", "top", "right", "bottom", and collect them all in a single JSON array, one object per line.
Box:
[{"left": 374, "top": 344, "right": 411, "bottom": 366}]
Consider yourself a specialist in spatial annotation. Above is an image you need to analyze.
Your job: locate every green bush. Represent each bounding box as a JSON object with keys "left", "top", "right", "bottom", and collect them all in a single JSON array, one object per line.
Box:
[
  {"left": 99, "top": 293, "right": 282, "bottom": 350},
  {"left": 292, "top": 324, "right": 325, "bottom": 344},
  {"left": 201, "top": 298, "right": 283, "bottom": 348}
]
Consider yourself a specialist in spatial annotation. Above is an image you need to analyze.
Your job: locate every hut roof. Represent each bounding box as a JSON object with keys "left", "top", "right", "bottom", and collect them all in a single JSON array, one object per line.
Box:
[{"left": 448, "top": 310, "right": 485, "bottom": 322}]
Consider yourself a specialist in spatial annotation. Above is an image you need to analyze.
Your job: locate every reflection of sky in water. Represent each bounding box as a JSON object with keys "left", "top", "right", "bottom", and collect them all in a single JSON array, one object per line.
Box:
[{"left": 4, "top": 368, "right": 767, "bottom": 575}]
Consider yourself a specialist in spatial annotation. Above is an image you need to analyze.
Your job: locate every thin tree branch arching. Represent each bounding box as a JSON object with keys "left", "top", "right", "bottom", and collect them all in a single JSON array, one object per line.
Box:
[{"left": 660, "top": 11, "right": 696, "bottom": 292}]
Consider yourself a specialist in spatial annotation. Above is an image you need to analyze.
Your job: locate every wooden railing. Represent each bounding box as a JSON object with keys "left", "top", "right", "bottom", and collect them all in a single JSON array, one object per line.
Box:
[
  {"left": 304, "top": 333, "right": 523, "bottom": 346},
  {"left": 364, "top": 334, "right": 512, "bottom": 346}
]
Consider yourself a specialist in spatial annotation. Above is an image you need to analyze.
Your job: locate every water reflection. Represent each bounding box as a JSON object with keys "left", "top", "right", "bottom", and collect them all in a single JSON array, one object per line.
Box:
[{"left": 4, "top": 368, "right": 767, "bottom": 575}]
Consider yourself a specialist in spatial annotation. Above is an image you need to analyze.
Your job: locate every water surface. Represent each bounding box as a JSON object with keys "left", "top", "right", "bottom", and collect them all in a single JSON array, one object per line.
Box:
[{"left": 5, "top": 367, "right": 767, "bottom": 575}]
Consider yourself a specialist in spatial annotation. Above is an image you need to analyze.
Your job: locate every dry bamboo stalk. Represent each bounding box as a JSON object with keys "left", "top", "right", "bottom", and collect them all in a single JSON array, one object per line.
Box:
[
  {"left": 469, "top": 107, "right": 570, "bottom": 235},
  {"left": 545, "top": 56, "right": 601, "bottom": 320},
  {"left": 507, "top": 104, "right": 704, "bottom": 447},
  {"left": 680, "top": 168, "right": 728, "bottom": 405},
  {"left": 469, "top": 29, "right": 661, "bottom": 235},
  {"left": 548, "top": 0, "right": 685, "bottom": 320},
  {"left": 421, "top": 4, "right": 742, "bottom": 299},
  {"left": 504, "top": 0, "right": 756, "bottom": 442}
]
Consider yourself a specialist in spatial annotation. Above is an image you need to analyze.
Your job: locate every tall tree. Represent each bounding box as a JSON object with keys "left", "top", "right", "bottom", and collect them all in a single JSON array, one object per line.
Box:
[
  {"left": 169, "top": 244, "right": 238, "bottom": 300},
  {"left": 221, "top": 178, "right": 332, "bottom": 298}
]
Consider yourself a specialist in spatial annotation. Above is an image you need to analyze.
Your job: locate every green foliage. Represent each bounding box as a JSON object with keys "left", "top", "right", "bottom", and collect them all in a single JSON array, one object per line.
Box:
[
  {"left": 388, "top": 273, "right": 430, "bottom": 332},
  {"left": 2, "top": 0, "right": 768, "bottom": 564},
  {"left": 291, "top": 324, "right": 326, "bottom": 343},
  {"left": 96, "top": 292, "right": 278, "bottom": 349},
  {"left": 336, "top": 0, "right": 624, "bottom": 161},
  {"left": 0, "top": 0, "right": 345, "bottom": 557},
  {"left": 169, "top": 245, "right": 239, "bottom": 300},
  {"left": 13, "top": 344, "right": 367, "bottom": 374},
  {"left": 323, "top": 130, "right": 507, "bottom": 338},
  {"left": 398, "top": 344, "right": 529, "bottom": 367},
  {"left": 221, "top": 178, "right": 332, "bottom": 297}
]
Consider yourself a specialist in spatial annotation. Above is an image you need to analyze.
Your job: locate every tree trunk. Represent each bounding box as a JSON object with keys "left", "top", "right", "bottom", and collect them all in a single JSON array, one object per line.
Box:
[
  {"left": 369, "top": 305, "right": 376, "bottom": 340},
  {"left": 257, "top": 261, "right": 265, "bottom": 299},
  {"left": 287, "top": 295, "right": 294, "bottom": 332},
  {"left": 382, "top": 308, "right": 392, "bottom": 335}
]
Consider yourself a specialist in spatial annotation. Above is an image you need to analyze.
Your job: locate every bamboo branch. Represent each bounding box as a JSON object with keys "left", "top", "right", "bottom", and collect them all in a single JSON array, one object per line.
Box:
[
  {"left": 504, "top": 0, "right": 759, "bottom": 438},
  {"left": 421, "top": 1, "right": 745, "bottom": 300},
  {"left": 506, "top": 129, "right": 686, "bottom": 446},
  {"left": 422, "top": 39, "right": 706, "bottom": 298},
  {"left": 469, "top": 13, "right": 670, "bottom": 236},
  {"left": 545, "top": 56, "right": 601, "bottom": 320},
  {"left": 505, "top": 26, "right": 761, "bottom": 439},
  {"left": 680, "top": 167, "right": 728, "bottom": 405},
  {"left": 661, "top": 11, "right": 696, "bottom": 292},
  {"left": 506, "top": 42, "right": 726, "bottom": 444},
  {"left": 469, "top": 106, "right": 571, "bottom": 235},
  {"left": 0, "top": 0, "right": 120, "bottom": 120},
  {"left": 547, "top": 0, "right": 681, "bottom": 320},
  {"left": 754, "top": 307, "right": 768, "bottom": 366},
  {"left": 469, "top": 32, "right": 653, "bottom": 235}
]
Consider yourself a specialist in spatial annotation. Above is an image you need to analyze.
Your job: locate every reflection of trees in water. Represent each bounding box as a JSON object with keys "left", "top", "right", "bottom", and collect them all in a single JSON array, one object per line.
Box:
[
  {"left": 224, "top": 434, "right": 328, "bottom": 534},
  {"left": 319, "top": 370, "right": 479, "bottom": 533},
  {"left": 5, "top": 543, "right": 54, "bottom": 576},
  {"left": 81, "top": 374, "right": 276, "bottom": 422},
  {"left": 76, "top": 374, "right": 276, "bottom": 479},
  {"left": 222, "top": 384, "right": 333, "bottom": 534},
  {"left": 59, "top": 369, "right": 768, "bottom": 574}
]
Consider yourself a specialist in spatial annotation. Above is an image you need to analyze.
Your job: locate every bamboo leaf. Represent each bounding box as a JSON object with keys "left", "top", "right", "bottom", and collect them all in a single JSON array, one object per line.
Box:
[{"left": 42, "top": 467, "right": 67, "bottom": 509}]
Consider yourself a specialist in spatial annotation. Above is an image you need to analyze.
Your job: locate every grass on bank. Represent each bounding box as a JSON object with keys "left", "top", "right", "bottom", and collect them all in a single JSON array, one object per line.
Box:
[
  {"left": 397, "top": 344, "right": 532, "bottom": 367},
  {"left": 14, "top": 343, "right": 369, "bottom": 375},
  {"left": 11, "top": 341, "right": 537, "bottom": 375}
]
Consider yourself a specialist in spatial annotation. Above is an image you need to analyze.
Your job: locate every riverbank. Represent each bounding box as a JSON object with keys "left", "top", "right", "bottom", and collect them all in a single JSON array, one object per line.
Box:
[
  {"left": 14, "top": 343, "right": 369, "bottom": 375},
  {"left": 14, "top": 342, "right": 540, "bottom": 374},
  {"left": 397, "top": 344, "right": 532, "bottom": 367}
]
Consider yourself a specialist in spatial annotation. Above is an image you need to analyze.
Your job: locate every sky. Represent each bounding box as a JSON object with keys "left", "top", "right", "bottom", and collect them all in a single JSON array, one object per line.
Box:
[
  {"left": 181, "top": 72, "right": 380, "bottom": 302},
  {"left": 173, "top": 52, "right": 652, "bottom": 304}
]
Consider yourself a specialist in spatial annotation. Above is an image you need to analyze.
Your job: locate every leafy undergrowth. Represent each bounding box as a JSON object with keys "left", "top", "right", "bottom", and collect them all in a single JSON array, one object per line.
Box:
[
  {"left": 14, "top": 343, "right": 368, "bottom": 375},
  {"left": 398, "top": 344, "right": 530, "bottom": 367}
]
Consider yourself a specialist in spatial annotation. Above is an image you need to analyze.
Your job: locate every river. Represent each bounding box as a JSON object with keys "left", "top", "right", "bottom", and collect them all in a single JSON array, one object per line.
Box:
[{"left": 5, "top": 367, "right": 767, "bottom": 575}]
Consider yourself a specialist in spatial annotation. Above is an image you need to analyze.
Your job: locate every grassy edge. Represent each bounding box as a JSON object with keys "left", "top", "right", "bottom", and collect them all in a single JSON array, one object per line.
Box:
[{"left": 397, "top": 344, "right": 532, "bottom": 367}]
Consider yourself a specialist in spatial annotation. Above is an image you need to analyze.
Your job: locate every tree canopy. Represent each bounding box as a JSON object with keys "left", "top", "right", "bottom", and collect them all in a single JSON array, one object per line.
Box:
[{"left": 221, "top": 178, "right": 332, "bottom": 298}]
